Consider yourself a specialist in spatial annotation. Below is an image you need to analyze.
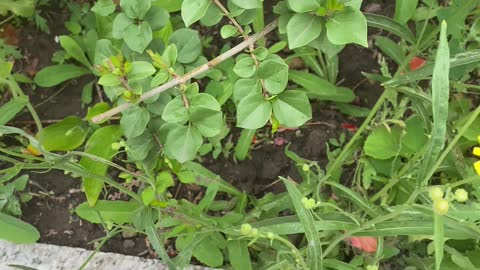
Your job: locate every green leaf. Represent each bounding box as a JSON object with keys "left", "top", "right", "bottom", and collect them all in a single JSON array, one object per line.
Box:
[
  {"left": 162, "top": 96, "right": 188, "bottom": 123},
  {"left": 37, "top": 116, "right": 87, "bottom": 151},
  {"left": 326, "top": 7, "right": 367, "bottom": 47},
  {"left": 220, "top": 25, "right": 238, "bottom": 39},
  {"left": 287, "top": 13, "right": 323, "bottom": 49},
  {"left": 123, "top": 21, "right": 152, "bottom": 53},
  {"left": 0, "top": 212, "right": 39, "bottom": 244},
  {"left": 98, "top": 74, "right": 121, "bottom": 86},
  {"left": 91, "top": 0, "right": 116, "bottom": 16},
  {"left": 120, "top": 0, "right": 151, "bottom": 19},
  {"left": 181, "top": 0, "right": 211, "bottom": 27},
  {"left": 0, "top": 96, "right": 28, "bottom": 125},
  {"left": 233, "top": 56, "right": 256, "bottom": 78},
  {"left": 143, "top": 208, "right": 177, "bottom": 270},
  {"left": 75, "top": 200, "right": 141, "bottom": 224},
  {"left": 189, "top": 93, "right": 223, "bottom": 137},
  {"left": 85, "top": 102, "right": 111, "bottom": 124},
  {"left": 128, "top": 61, "right": 156, "bottom": 82},
  {"left": 289, "top": 70, "right": 355, "bottom": 103},
  {"left": 192, "top": 236, "right": 224, "bottom": 267},
  {"left": 402, "top": 116, "right": 428, "bottom": 156},
  {"left": 234, "top": 129, "right": 256, "bottom": 161},
  {"left": 153, "top": 0, "right": 182, "bottom": 12},
  {"left": 145, "top": 6, "right": 170, "bottom": 31},
  {"left": 336, "top": 103, "right": 370, "bottom": 118},
  {"left": 156, "top": 171, "right": 174, "bottom": 193},
  {"left": 287, "top": 0, "right": 319, "bottom": 12},
  {"left": 227, "top": 240, "right": 252, "bottom": 270},
  {"left": 326, "top": 181, "right": 380, "bottom": 218},
  {"left": 258, "top": 59, "right": 289, "bottom": 94},
  {"left": 418, "top": 21, "right": 450, "bottom": 185},
  {"left": 80, "top": 125, "right": 123, "bottom": 206},
  {"left": 283, "top": 178, "right": 322, "bottom": 270},
  {"left": 375, "top": 36, "right": 405, "bottom": 65},
  {"left": 142, "top": 187, "right": 156, "bottom": 205},
  {"left": 168, "top": 29, "right": 202, "bottom": 64},
  {"left": 272, "top": 90, "right": 312, "bottom": 128},
  {"left": 231, "top": 0, "right": 259, "bottom": 9},
  {"left": 365, "top": 13, "right": 416, "bottom": 44},
  {"left": 394, "top": 0, "right": 418, "bottom": 24},
  {"left": 237, "top": 92, "right": 272, "bottom": 129},
  {"left": 125, "top": 131, "right": 155, "bottom": 161},
  {"left": 120, "top": 106, "right": 151, "bottom": 138},
  {"left": 434, "top": 213, "right": 444, "bottom": 270},
  {"left": 94, "top": 39, "right": 116, "bottom": 66},
  {"left": 59, "top": 36, "right": 91, "bottom": 68},
  {"left": 165, "top": 125, "right": 203, "bottom": 163},
  {"left": 233, "top": 78, "right": 261, "bottom": 104},
  {"left": 364, "top": 126, "right": 402, "bottom": 160},
  {"left": 177, "top": 170, "right": 196, "bottom": 184},
  {"left": 112, "top": 13, "right": 134, "bottom": 39},
  {"left": 34, "top": 65, "right": 90, "bottom": 87}
]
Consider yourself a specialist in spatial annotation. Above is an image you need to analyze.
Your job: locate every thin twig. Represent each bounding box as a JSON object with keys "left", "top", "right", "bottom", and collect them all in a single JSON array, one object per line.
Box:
[{"left": 92, "top": 19, "right": 279, "bottom": 124}]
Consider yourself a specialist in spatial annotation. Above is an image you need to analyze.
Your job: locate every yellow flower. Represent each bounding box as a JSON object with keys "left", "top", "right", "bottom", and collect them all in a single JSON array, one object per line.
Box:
[{"left": 473, "top": 138, "right": 480, "bottom": 175}]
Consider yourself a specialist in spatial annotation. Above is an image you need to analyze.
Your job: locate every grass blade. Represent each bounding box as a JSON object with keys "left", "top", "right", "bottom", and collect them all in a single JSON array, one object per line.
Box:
[
  {"left": 418, "top": 21, "right": 450, "bottom": 186},
  {"left": 365, "top": 13, "right": 416, "bottom": 44},
  {"left": 434, "top": 213, "right": 444, "bottom": 270},
  {"left": 144, "top": 208, "right": 177, "bottom": 270},
  {"left": 234, "top": 129, "right": 256, "bottom": 161},
  {"left": 282, "top": 177, "right": 322, "bottom": 270}
]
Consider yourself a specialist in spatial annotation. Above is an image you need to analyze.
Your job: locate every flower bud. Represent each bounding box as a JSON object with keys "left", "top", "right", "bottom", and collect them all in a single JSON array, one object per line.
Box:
[
  {"left": 240, "top": 224, "right": 253, "bottom": 236},
  {"left": 454, "top": 188, "right": 468, "bottom": 203},
  {"left": 111, "top": 142, "right": 121, "bottom": 150},
  {"left": 429, "top": 187, "right": 443, "bottom": 201},
  {"left": 266, "top": 232, "right": 275, "bottom": 239},
  {"left": 433, "top": 199, "right": 449, "bottom": 215},
  {"left": 302, "top": 164, "right": 310, "bottom": 172},
  {"left": 122, "top": 90, "right": 133, "bottom": 100}
]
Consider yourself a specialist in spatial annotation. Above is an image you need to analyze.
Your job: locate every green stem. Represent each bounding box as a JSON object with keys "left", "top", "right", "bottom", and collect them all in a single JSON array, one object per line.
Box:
[
  {"left": 0, "top": 15, "right": 14, "bottom": 26},
  {"left": 6, "top": 75, "right": 43, "bottom": 132},
  {"left": 78, "top": 228, "right": 121, "bottom": 270}
]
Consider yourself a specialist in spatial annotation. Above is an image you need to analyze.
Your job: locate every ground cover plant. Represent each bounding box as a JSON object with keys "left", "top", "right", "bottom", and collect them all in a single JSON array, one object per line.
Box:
[{"left": 1, "top": 0, "right": 480, "bottom": 269}]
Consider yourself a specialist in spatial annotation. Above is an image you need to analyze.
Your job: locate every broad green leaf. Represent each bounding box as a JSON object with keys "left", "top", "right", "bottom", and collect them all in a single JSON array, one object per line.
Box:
[
  {"left": 326, "top": 7, "right": 367, "bottom": 47},
  {"left": 434, "top": 213, "right": 444, "bottom": 270},
  {"left": 189, "top": 93, "right": 223, "bottom": 137},
  {"left": 162, "top": 96, "right": 188, "bottom": 123},
  {"left": 112, "top": 13, "right": 134, "bottom": 39},
  {"left": 98, "top": 74, "right": 121, "bottom": 86},
  {"left": 91, "top": 0, "right": 116, "bottom": 16},
  {"left": 418, "top": 21, "right": 450, "bottom": 185},
  {"left": 124, "top": 22, "right": 152, "bottom": 53},
  {"left": 145, "top": 6, "right": 170, "bottom": 31},
  {"left": 227, "top": 240, "right": 252, "bottom": 270},
  {"left": 258, "top": 59, "right": 289, "bottom": 94},
  {"left": 165, "top": 125, "right": 203, "bottom": 163},
  {"left": 233, "top": 78, "right": 260, "bottom": 104},
  {"left": 192, "top": 236, "right": 224, "bottom": 267},
  {"left": 287, "top": 0, "right": 319, "bottom": 13},
  {"left": 272, "top": 90, "right": 312, "bottom": 128},
  {"left": 220, "top": 25, "right": 238, "bottom": 39},
  {"left": 364, "top": 126, "right": 402, "bottom": 160},
  {"left": 0, "top": 212, "right": 39, "bottom": 244},
  {"left": 125, "top": 131, "right": 155, "bottom": 161},
  {"left": 233, "top": 56, "right": 256, "bottom": 78},
  {"left": 177, "top": 170, "right": 196, "bottom": 184},
  {"left": 120, "top": 0, "right": 151, "bottom": 19},
  {"left": 0, "top": 0, "right": 35, "bottom": 17},
  {"left": 200, "top": 4, "right": 224, "bottom": 26},
  {"left": 287, "top": 13, "right": 323, "bottom": 49},
  {"left": 234, "top": 129, "right": 256, "bottom": 161},
  {"left": 75, "top": 200, "right": 141, "bottom": 224},
  {"left": 128, "top": 61, "right": 156, "bottom": 82},
  {"left": 283, "top": 178, "right": 322, "bottom": 270},
  {"left": 231, "top": 0, "right": 259, "bottom": 9},
  {"left": 156, "top": 171, "right": 174, "bottom": 193},
  {"left": 394, "top": 0, "right": 418, "bottom": 24},
  {"left": 289, "top": 70, "right": 355, "bottom": 103},
  {"left": 34, "top": 65, "right": 90, "bottom": 87},
  {"left": 59, "top": 36, "right": 91, "bottom": 68},
  {"left": 142, "top": 187, "right": 156, "bottom": 205},
  {"left": 153, "top": 0, "right": 182, "bottom": 12},
  {"left": 120, "top": 106, "right": 151, "bottom": 138},
  {"left": 37, "top": 116, "right": 87, "bottom": 151},
  {"left": 181, "top": 0, "right": 211, "bottom": 27},
  {"left": 237, "top": 92, "right": 272, "bottom": 129},
  {"left": 365, "top": 13, "right": 416, "bottom": 44},
  {"left": 0, "top": 96, "right": 28, "bottom": 125},
  {"left": 375, "top": 36, "right": 405, "bottom": 65},
  {"left": 402, "top": 116, "right": 428, "bottom": 156},
  {"left": 80, "top": 125, "right": 123, "bottom": 206},
  {"left": 146, "top": 92, "right": 171, "bottom": 115},
  {"left": 168, "top": 29, "right": 202, "bottom": 64},
  {"left": 94, "top": 39, "right": 115, "bottom": 66}
]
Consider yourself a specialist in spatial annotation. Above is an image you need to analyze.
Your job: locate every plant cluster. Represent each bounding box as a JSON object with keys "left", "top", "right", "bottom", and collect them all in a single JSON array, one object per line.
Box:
[{"left": 1, "top": 0, "right": 480, "bottom": 269}]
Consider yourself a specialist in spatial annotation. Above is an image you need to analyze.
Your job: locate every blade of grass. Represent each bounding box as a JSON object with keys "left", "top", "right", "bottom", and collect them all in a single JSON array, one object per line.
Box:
[
  {"left": 144, "top": 208, "right": 177, "bottom": 270},
  {"left": 365, "top": 13, "right": 416, "bottom": 44},
  {"left": 418, "top": 21, "right": 450, "bottom": 186},
  {"left": 282, "top": 177, "right": 322, "bottom": 270},
  {"left": 434, "top": 213, "right": 444, "bottom": 270}
]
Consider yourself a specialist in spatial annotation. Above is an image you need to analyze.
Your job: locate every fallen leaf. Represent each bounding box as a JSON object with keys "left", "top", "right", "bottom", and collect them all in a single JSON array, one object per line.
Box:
[{"left": 409, "top": 56, "right": 426, "bottom": 71}]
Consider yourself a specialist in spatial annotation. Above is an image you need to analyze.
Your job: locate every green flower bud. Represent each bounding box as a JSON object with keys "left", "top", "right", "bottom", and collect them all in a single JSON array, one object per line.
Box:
[
  {"left": 302, "top": 197, "right": 316, "bottom": 210},
  {"left": 454, "top": 188, "right": 468, "bottom": 203},
  {"left": 123, "top": 90, "right": 133, "bottom": 100},
  {"left": 433, "top": 199, "right": 449, "bottom": 215},
  {"left": 429, "top": 187, "right": 443, "bottom": 201},
  {"left": 111, "top": 142, "right": 121, "bottom": 150},
  {"left": 266, "top": 232, "right": 275, "bottom": 239},
  {"left": 240, "top": 224, "right": 253, "bottom": 236},
  {"left": 302, "top": 164, "right": 310, "bottom": 172}
]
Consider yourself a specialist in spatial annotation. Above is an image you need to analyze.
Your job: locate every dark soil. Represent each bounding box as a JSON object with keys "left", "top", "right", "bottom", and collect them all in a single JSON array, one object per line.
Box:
[{"left": 7, "top": 0, "right": 383, "bottom": 260}]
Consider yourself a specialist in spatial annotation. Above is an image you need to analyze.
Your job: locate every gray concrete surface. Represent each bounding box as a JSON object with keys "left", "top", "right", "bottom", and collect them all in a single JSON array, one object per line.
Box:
[{"left": 0, "top": 240, "right": 211, "bottom": 270}]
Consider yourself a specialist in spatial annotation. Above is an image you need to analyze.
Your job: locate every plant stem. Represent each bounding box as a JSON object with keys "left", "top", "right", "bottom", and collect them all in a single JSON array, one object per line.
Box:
[
  {"left": 92, "top": 19, "right": 279, "bottom": 123},
  {"left": 0, "top": 15, "right": 14, "bottom": 26}
]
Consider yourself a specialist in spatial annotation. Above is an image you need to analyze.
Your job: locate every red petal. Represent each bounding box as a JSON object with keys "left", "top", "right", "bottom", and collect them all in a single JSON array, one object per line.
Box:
[
  {"left": 341, "top": 123, "right": 358, "bottom": 132},
  {"left": 349, "top": 236, "right": 377, "bottom": 253},
  {"left": 409, "top": 57, "right": 426, "bottom": 71}
]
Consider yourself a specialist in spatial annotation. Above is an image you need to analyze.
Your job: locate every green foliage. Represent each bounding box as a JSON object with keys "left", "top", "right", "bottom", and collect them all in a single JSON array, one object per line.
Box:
[
  {"left": 0, "top": 212, "right": 39, "bottom": 244},
  {"left": 36, "top": 116, "right": 87, "bottom": 151}
]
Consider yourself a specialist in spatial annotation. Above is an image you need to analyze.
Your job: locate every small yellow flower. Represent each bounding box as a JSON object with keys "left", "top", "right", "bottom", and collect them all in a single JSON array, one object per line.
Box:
[{"left": 473, "top": 138, "right": 480, "bottom": 175}]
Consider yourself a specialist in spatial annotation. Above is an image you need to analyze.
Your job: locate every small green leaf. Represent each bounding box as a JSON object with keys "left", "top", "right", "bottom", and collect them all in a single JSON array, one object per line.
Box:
[
  {"left": 189, "top": 93, "right": 223, "bottom": 137},
  {"left": 177, "top": 170, "right": 196, "bottom": 184},
  {"left": 168, "top": 29, "right": 202, "bottom": 64},
  {"left": 258, "top": 59, "right": 289, "bottom": 94},
  {"left": 364, "top": 126, "right": 402, "bottom": 160},
  {"left": 91, "top": 0, "right": 116, "bottom": 16},
  {"left": 80, "top": 125, "right": 123, "bottom": 206},
  {"left": 227, "top": 240, "right": 253, "bottom": 270},
  {"left": 287, "top": 0, "right": 319, "bottom": 12},
  {"left": 326, "top": 7, "right": 367, "bottom": 47},
  {"left": 181, "top": 0, "right": 211, "bottom": 27},
  {"left": 0, "top": 96, "right": 28, "bottom": 125},
  {"left": 145, "top": 6, "right": 170, "bottom": 31},
  {"left": 156, "top": 171, "right": 174, "bottom": 193},
  {"left": 120, "top": 106, "right": 150, "bottom": 138},
  {"left": 165, "top": 125, "right": 203, "bottom": 163},
  {"left": 34, "top": 65, "right": 90, "bottom": 87},
  {"left": 37, "top": 116, "right": 87, "bottom": 151},
  {"left": 153, "top": 0, "right": 182, "bottom": 12},
  {"left": 365, "top": 13, "right": 416, "bottom": 44},
  {"left": 233, "top": 56, "right": 256, "bottom": 78},
  {"left": 112, "top": 13, "right": 134, "bottom": 39},
  {"left": 120, "top": 0, "right": 151, "bottom": 19},
  {"left": 0, "top": 212, "right": 39, "bottom": 244},
  {"left": 375, "top": 36, "right": 405, "bottom": 65},
  {"left": 125, "top": 131, "right": 155, "bottom": 161},
  {"left": 394, "top": 0, "right": 418, "bottom": 24},
  {"left": 128, "top": 61, "right": 156, "bottom": 82},
  {"left": 231, "top": 0, "right": 259, "bottom": 9},
  {"left": 402, "top": 116, "right": 428, "bottom": 156},
  {"left": 94, "top": 39, "right": 116, "bottom": 66},
  {"left": 289, "top": 70, "right": 355, "bottom": 102},
  {"left": 287, "top": 13, "right": 323, "bottom": 49},
  {"left": 123, "top": 21, "right": 152, "bottom": 53},
  {"left": 75, "top": 200, "right": 141, "bottom": 224},
  {"left": 220, "top": 25, "right": 238, "bottom": 39},
  {"left": 59, "top": 36, "right": 91, "bottom": 68},
  {"left": 162, "top": 96, "right": 188, "bottom": 123},
  {"left": 272, "top": 90, "right": 312, "bottom": 128},
  {"left": 234, "top": 129, "right": 256, "bottom": 161},
  {"left": 98, "top": 74, "right": 121, "bottom": 86},
  {"left": 142, "top": 187, "right": 156, "bottom": 205},
  {"left": 237, "top": 92, "right": 272, "bottom": 129},
  {"left": 85, "top": 102, "right": 111, "bottom": 124}
]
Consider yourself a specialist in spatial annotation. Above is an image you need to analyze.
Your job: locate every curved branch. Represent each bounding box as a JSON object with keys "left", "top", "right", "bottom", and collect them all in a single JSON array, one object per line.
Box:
[{"left": 92, "top": 19, "right": 279, "bottom": 124}]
